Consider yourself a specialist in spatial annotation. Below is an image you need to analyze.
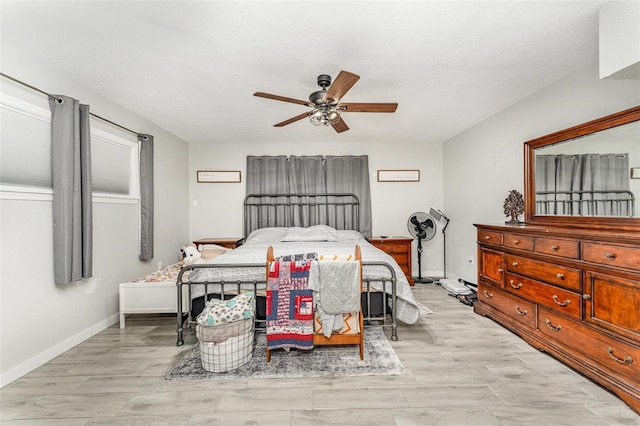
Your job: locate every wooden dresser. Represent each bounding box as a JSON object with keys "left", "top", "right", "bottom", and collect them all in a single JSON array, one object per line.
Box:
[
  {"left": 369, "top": 237, "right": 414, "bottom": 285},
  {"left": 474, "top": 223, "right": 640, "bottom": 414}
]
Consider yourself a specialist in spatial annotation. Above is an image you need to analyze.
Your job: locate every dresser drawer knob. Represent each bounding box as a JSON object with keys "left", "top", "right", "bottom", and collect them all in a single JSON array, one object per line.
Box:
[
  {"left": 509, "top": 280, "right": 522, "bottom": 289},
  {"left": 607, "top": 348, "right": 633, "bottom": 365},
  {"left": 556, "top": 273, "right": 565, "bottom": 280},
  {"left": 552, "top": 295, "right": 571, "bottom": 306},
  {"left": 483, "top": 290, "right": 494, "bottom": 299},
  {"left": 582, "top": 294, "right": 591, "bottom": 300},
  {"left": 544, "top": 319, "right": 562, "bottom": 331},
  {"left": 513, "top": 239, "right": 520, "bottom": 245},
  {"left": 485, "top": 235, "right": 491, "bottom": 240},
  {"left": 551, "top": 245, "right": 559, "bottom": 251},
  {"left": 515, "top": 305, "right": 528, "bottom": 316},
  {"left": 498, "top": 268, "right": 504, "bottom": 274},
  {"left": 511, "top": 261, "right": 519, "bottom": 267},
  {"left": 605, "top": 252, "right": 617, "bottom": 260}
]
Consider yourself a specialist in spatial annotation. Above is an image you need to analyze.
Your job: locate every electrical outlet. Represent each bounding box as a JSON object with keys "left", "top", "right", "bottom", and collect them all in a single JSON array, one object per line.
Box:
[
  {"left": 158, "top": 260, "right": 164, "bottom": 270},
  {"left": 192, "top": 200, "right": 198, "bottom": 207}
]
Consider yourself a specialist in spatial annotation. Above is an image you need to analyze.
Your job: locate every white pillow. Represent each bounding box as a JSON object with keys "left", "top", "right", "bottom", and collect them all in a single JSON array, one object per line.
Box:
[
  {"left": 336, "top": 230, "right": 365, "bottom": 242},
  {"left": 245, "top": 227, "right": 287, "bottom": 244},
  {"left": 280, "top": 225, "right": 339, "bottom": 242}
]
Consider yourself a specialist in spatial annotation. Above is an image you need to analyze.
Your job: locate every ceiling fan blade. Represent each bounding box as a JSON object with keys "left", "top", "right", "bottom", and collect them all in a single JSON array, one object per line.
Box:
[
  {"left": 324, "top": 71, "right": 360, "bottom": 103},
  {"left": 331, "top": 117, "right": 349, "bottom": 133},
  {"left": 274, "top": 112, "right": 309, "bottom": 127},
  {"left": 340, "top": 102, "right": 398, "bottom": 113},
  {"left": 254, "top": 92, "right": 312, "bottom": 107}
]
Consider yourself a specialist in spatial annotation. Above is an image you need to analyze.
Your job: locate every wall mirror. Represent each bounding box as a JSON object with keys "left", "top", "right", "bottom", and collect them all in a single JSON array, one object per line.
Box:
[{"left": 524, "top": 106, "right": 640, "bottom": 231}]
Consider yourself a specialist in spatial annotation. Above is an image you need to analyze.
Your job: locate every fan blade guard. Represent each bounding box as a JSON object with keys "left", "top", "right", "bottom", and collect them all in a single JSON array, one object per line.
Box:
[{"left": 407, "top": 212, "right": 437, "bottom": 241}]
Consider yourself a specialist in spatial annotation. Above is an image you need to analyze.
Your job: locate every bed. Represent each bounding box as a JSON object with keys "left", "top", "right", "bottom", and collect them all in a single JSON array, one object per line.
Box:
[{"left": 175, "top": 193, "right": 427, "bottom": 345}]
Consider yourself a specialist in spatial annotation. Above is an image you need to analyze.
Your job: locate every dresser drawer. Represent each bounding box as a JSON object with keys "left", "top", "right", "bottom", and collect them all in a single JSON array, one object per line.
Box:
[
  {"left": 582, "top": 242, "right": 640, "bottom": 270},
  {"left": 506, "top": 254, "right": 582, "bottom": 291},
  {"left": 535, "top": 237, "right": 579, "bottom": 259},
  {"left": 478, "top": 229, "right": 503, "bottom": 245},
  {"left": 505, "top": 273, "right": 581, "bottom": 320},
  {"left": 478, "top": 283, "right": 536, "bottom": 329},
  {"left": 374, "top": 242, "right": 409, "bottom": 254},
  {"left": 390, "top": 253, "right": 410, "bottom": 273},
  {"left": 538, "top": 307, "right": 640, "bottom": 384},
  {"left": 503, "top": 233, "right": 535, "bottom": 251}
]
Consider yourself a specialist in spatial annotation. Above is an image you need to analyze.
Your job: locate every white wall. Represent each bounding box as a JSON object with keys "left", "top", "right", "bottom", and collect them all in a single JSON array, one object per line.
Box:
[
  {"left": 188, "top": 139, "right": 446, "bottom": 277},
  {"left": 443, "top": 60, "right": 640, "bottom": 284},
  {"left": 0, "top": 44, "right": 191, "bottom": 386}
]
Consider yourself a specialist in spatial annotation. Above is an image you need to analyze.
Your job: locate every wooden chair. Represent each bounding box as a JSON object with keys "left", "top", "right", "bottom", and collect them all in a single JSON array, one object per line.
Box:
[{"left": 265, "top": 245, "right": 364, "bottom": 362}]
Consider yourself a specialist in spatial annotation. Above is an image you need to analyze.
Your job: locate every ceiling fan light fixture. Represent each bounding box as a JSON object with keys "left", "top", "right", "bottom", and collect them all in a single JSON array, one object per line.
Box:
[{"left": 309, "top": 105, "right": 341, "bottom": 126}]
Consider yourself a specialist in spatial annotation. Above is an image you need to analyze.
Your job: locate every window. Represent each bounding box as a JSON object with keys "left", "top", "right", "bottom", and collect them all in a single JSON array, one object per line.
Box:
[{"left": 0, "top": 93, "right": 139, "bottom": 201}]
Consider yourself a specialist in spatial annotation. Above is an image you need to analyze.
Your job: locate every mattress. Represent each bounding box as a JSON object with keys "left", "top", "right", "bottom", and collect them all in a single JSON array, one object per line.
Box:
[{"left": 187, "top": 227, "right": 424, "bottom": 325}]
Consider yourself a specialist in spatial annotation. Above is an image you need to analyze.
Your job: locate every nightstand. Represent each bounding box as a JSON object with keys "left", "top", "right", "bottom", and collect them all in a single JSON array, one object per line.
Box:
[
  {"left": 192, "top": 237, "right": 243, "bottom": 250},
  {"left": 368, "top": 236, "right": 414, "bottom": 285}
]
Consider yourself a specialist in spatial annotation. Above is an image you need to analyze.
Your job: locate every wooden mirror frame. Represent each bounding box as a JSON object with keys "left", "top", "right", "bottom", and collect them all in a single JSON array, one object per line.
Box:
[{"left": 524, "top": 105, "right": 640, "bottom": 232}]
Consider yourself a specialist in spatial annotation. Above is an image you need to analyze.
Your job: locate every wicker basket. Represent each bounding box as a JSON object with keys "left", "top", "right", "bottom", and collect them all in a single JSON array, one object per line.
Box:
[{"left": 199, "top": 321, "right": 255, "bottom": 372}]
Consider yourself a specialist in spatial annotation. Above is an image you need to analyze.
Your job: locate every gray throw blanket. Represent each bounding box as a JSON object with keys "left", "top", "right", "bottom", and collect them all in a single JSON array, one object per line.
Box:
[{"left": 309, "top": 260, "right": 361, "bottom": 337}]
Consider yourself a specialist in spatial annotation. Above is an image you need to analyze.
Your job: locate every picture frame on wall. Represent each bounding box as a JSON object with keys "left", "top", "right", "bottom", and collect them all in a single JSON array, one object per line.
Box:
[
  {"left": 196, "top": 170, "right": 242, "bottom": 183},
  {"left": 377, "top": 169, "right": 420, "bottom": 182}
]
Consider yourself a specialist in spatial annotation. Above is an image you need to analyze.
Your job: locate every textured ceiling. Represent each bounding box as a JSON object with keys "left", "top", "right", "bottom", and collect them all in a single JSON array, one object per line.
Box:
[{"left": 1, "top": 1, "right": 607, "bottom": 145}]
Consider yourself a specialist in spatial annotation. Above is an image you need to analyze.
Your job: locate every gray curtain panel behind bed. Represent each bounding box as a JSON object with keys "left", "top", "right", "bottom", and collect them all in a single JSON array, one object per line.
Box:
[
  {"left": 535, "top": 153, "right": 630, "bottom": 216},
  {"left": 139, "top": 134, "right": 154, "bottom": 260},
  {"left": 50, "top": 95, "right": 93, "bottom": 285},
  {"left": 245, "top": 155, "right": 372, "bottom": 237}
]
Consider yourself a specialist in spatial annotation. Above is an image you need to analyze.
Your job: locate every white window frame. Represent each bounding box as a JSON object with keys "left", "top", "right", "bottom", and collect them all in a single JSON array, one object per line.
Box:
[{"left": 0, "top": 93, "right": 140, "bottom": 205}]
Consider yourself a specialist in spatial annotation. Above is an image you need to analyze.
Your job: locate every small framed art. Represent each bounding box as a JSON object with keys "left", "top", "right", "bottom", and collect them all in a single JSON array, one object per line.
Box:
[
  {"left": 197, "top": 170, "right": 242, "bottom": 183},
  {"left": 377, "top": 169, "right": 420, "bottom": 182}
]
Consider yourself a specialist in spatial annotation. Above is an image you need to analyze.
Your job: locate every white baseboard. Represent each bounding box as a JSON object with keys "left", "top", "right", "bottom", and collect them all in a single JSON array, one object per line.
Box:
[{"left": 0, "top": 313, "right": 120, "bottom": 388}]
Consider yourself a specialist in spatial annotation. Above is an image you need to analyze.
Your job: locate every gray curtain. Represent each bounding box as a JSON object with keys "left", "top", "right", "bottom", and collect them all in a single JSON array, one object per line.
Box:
[
  {"left": 584, "top": 153, "right": 630, "bottom": 216},
  {"left": 326, "top": 155, "right": 372, "bottom": 237},
  {"left": 49, "top": 95, "right": 92, "bottom": 285},
  {"left": 139, "top": 134, "right": 154, "bottom": 260},
  {"left": 246, "top": 155, "right": 290, "bottom": 229},
  {"left": 536, "top": 153, "right": 630, "bottom": 216},
  {"left": 535, "top": 154, "right": 556, "bottom": 214},
  {"left": 289, "top": 155, "right": 326, "bottom": 226},
  {"left": 245, "top": 155, "right": 372, "bottom": 237},
  {"left": 555, "top": 154, "right": 582, "bottom": 215}
]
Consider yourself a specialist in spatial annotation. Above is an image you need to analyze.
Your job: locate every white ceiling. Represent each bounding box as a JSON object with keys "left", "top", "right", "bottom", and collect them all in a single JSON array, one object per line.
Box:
[{"left": 1, "top": 1, "right": 608, "bottom": 145}]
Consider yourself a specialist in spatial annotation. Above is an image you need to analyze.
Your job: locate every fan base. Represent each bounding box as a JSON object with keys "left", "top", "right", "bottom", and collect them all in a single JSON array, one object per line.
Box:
[{"left": 413, "top": 276, "right": 435, "bottom": 284}]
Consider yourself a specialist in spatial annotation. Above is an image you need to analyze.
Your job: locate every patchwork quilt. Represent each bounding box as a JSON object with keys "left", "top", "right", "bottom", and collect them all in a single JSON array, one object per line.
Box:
[{"left": 266, "top": 258, "right": 315, "bottom": 351}]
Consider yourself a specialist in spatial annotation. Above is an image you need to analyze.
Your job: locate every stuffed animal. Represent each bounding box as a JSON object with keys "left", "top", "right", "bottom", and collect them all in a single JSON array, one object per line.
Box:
[{"left": 180, "top": 244, "right": 204, "bottom": 266}]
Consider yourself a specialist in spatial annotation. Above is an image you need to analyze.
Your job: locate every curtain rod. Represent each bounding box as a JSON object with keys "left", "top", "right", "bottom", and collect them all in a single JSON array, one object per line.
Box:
[{"left": 1, "top": 72, "right": 143, "bottom": 138}]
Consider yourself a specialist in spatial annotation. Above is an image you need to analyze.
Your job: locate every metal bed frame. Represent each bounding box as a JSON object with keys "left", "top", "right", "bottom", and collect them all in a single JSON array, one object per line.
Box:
[
  {"left": 536, "top": 190, "right": 635, "bottom": 216},
  {"left": 176, "top": 192, "right": 400, "bottom": 346},
  {"left": 243, "top": 193, "right": 361, "bottom": 238},
  {"left": 175, "top": 261, "right": 398, "bottom": 345}
]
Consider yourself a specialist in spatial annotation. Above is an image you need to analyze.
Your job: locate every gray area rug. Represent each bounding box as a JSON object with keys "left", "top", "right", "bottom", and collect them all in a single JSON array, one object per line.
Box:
[{"left": 165, "top": 327, "right": 405, "bottom": 380}]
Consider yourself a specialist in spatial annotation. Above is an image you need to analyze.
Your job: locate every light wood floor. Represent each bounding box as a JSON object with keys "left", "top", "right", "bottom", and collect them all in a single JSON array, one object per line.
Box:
[{"left": 2, "top": 285, "right": 639, "bottom": 425}]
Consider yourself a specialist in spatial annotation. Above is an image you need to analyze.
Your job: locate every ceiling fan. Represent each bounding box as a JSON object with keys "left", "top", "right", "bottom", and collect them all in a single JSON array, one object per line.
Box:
[{"left": 253, "top": 71, "right": 398, "bottom": 133}]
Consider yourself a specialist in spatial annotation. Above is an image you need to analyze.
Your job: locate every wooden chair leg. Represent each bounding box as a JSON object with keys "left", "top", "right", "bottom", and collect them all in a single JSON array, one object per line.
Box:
[{"left": 266, "top": 348, "right": 271, "bottom": 363}]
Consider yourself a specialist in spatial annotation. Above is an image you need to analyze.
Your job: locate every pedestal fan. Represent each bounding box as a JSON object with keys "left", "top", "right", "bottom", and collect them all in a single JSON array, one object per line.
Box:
[{"left": 407, "top": 212, "right": 437, "bottom": 283}]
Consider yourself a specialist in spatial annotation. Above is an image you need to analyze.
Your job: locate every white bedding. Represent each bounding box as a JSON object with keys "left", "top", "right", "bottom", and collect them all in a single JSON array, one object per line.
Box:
[{"left": 188, "top": 227, "right": 425, "bottom": 325}]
